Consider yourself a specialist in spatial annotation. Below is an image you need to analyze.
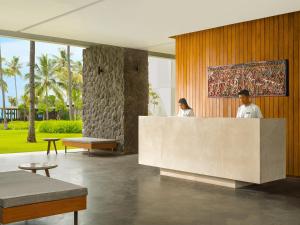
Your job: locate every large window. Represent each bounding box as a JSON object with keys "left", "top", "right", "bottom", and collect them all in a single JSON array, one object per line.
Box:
[{"left": 148, "top": 56, "right": 176, "bottom": 116}]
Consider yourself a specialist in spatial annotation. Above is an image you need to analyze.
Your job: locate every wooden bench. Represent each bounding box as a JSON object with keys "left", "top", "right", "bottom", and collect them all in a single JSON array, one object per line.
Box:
[
  {"left": 62, "top": 137, "right": 117, "bottom": 155},
  {"left": 0, "top": 171, "right": 87, "bottom": 225}
]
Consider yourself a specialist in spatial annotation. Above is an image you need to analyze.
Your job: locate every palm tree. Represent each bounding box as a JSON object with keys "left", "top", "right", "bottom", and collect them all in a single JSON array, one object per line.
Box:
[
  {"left": 67, "top": 46, "right": 73, "bottom": 120},
  {"left": 53, "top": 49, "right": 68, "bottom": 69},
  {"left": 35, "top": 54, "right": 64, "bottom": 120},
  {"left": 72, "top": 61, "right": 83, "bottom": 88},
  {"left": 72, "top": 61, "right": 83, "bottom": 119},
  {"left": 8, "top": 96, "right": 16, "bottom": 121},
  {"left": 6, "top": 56, "right": 22, "bottom": 106},
  {"left": 0, "top": 45, "right": 8, "bottom": 130},
  {"left": 19, "top": 94, "right": 29, "bottom": 121},
  {"left": 54, "top": 47, "right": 74, "bottom": 120},
  {"left": 8, "top": 96, "right": 16, "bottom": 107},
  {"left": 27, "top": 41, "right": 36, "bottom": 142}
]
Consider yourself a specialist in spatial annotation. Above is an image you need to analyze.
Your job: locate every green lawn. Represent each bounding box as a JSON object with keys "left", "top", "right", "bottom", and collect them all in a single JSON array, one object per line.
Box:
[{"left": 0, "top": 130, "right": 82, "bottom": 154}]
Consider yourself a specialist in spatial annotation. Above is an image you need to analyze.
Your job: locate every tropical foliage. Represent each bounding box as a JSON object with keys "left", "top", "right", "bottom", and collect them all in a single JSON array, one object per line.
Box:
[
  {"left": 0, "top": 46, "right": 8, "bottom": 129},
  {"left": 0, "top": 120, "right": 81, "bottom": 133},
  {"left": 8, "top": 96, "right": 17, "bottom": 107},
  {"left": 38, "top": 120, "right": 82, "bottom": 133},
  {"left": 5, "top": 56, "right": 22, "bottom": 105},
  {"left": 149, "top": 84, "right": 160, "bottom": 115},
  {"left": 0, "top": 44, "right": 83, "bottom": 131}
]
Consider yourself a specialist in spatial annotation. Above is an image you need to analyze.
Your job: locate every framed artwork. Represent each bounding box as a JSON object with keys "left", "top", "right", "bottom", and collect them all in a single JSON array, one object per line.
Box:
[{"left": 207, "top": 60, "right": 288, "bottom": 97}]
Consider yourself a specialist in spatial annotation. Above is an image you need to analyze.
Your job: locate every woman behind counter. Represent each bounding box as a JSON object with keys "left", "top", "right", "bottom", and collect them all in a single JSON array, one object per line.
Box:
[{"left": 177, "top": 98, "right": 194, "bottom": 117}]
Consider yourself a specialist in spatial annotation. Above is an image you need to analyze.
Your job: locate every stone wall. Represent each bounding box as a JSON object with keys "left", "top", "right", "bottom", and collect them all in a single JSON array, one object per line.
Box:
[
  {"left": 124, "top": 49, "right": 149, "bottom": 153},
  {"left": 83, "top": 45, "right": 148, "bottom": 153}
]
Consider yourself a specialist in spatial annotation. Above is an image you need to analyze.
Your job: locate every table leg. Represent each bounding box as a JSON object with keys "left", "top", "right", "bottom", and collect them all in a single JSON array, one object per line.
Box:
[
  {"left": 45, "top": 169, "right": 50, "bottom": 177},
  {"left": 53, "top": 141, "right": 58, "bottom": 154},
  {"left": 47, "top": 141, "right": 51, "bottom": 155},
  {"left": 74, "top": 211, "right": 78, "bottom": 225}
]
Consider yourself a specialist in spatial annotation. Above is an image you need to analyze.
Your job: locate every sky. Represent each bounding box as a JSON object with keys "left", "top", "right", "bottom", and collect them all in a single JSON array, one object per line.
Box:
[{"left": 0, "top": 37, "right": 84, "bottom": 106}]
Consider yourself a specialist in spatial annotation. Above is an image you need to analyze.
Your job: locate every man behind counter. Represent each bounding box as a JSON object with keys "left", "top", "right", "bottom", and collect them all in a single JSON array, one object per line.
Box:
[{"left": 236, "top": 89, "right": 263, "bottom": 118}]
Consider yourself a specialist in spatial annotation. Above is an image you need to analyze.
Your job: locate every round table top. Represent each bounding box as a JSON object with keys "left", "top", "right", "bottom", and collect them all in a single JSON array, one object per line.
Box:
[
  {"left": 43, "top": 138, "right": 60, "bottom": 141},
  {"left": 18, "top": 163, "right": 58, "bottom": 170}
]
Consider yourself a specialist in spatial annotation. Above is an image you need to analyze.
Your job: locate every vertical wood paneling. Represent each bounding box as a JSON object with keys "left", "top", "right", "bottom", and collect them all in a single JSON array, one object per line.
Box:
[
  {"left": 294, "top": 12, "right": 299, "bottom": 175},
  {"left": 288, "top": 14, "right": 294, "bottom": 175},
  {"left": 219, "top": 27, "right": 224, "bottom": 117},
  {"left": 283, "top": 14, "right": 290, "bottom": 175},
  {"left": 175, "top": 11, "right": 300, "bottom": 176},
  {"left": 264, "top": 18, "right": 270, "bottom": 118},
  {"left": 215, "top": 28, "right": 220, "bottom": 117},
  {"left": 258, "top": 20, "right": 264, "bottom": 112},
  {"left": 231, "top": 25, "right": 236, "bottom": 116},
  {"left": 274, "top": 16, "right": 279, "bottom": 118},
  {"left": 223, "top": 27, "right": 228, "bottom": 117},
  {"left": 228, "top": 25, "right": 232, "bottom": 114},
  {"left": 269, "top": 17, "right": 275, "bottom": 118}
]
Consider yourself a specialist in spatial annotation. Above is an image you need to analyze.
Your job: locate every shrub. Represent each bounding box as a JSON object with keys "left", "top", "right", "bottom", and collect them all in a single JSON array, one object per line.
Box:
[
  {"left": 38, "top": 120, "right": 82, "bottom": 133},
  {"left": 0, "top": 121, "right": 40, "bottom": 130},
  {"left": 8, "top": 121, "right": 29, "bottom": 130}
]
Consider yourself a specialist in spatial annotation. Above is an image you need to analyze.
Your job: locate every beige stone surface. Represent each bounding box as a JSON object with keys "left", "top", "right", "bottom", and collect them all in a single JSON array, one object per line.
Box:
[
  {"left": 160, "top": 169, "right": 251, "bottom": 188},
  {"left": 260, "top": 119, "right": 286, "bottom": 182},
  {"left": 139, "top": 117, "right": 286, "bottom": 184}
]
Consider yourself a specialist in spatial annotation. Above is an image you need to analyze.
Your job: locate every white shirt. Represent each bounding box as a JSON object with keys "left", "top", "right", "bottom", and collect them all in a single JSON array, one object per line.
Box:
[
  {"left": 236, "top": 103, "right": 263, "bottom": 118},
  {"left": 177, "top": 108, "right": 194, "bottom": 117}
]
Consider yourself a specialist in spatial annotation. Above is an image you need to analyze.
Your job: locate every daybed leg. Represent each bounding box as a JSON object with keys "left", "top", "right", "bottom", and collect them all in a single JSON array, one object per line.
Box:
[{"left": 74, "top": 211, "right": 78, "bottom": 225}]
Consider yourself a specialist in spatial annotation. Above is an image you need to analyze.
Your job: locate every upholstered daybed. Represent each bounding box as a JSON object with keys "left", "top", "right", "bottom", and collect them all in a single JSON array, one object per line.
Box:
[{"left": 0, "top": 171, "right": 87, "bottom": 224}]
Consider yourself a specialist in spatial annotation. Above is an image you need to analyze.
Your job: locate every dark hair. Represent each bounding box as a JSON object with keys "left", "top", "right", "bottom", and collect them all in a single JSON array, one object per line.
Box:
[
  {"left": 238, "top": 89, "right": 250, "bottom": 97},
  {"left": 178, "top": 98, "right": 188, "bottom": 105},
  {"left": 178, "top": 98, "right": 191, "bottom": 109}
]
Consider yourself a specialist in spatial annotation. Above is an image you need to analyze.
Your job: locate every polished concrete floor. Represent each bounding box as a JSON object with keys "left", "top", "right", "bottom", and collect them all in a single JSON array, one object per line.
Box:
[{"left": 1, "top": 150, "right": 300, "bottom": 225}]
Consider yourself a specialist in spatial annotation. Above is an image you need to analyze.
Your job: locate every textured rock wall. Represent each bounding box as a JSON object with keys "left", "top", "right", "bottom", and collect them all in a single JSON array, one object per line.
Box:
[
  {"left": 83, "top": 45, "right": 125, "bottom": 150},
  {"left": 124, "top": 49, "right": 149, "bottom": 153},
  {"left": 82, "top": 45, "right": 148, "bottom": 153}
]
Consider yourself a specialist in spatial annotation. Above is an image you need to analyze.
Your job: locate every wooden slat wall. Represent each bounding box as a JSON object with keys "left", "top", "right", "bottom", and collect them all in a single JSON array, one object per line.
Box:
[{"left": 175, "top": 11, "right": 300, "bottom": 176}]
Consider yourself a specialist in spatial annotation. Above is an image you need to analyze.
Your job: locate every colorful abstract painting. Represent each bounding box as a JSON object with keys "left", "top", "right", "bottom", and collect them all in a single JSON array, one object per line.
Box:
[{"left": 207, "top": 60, "right": 288, "bottom": 97}]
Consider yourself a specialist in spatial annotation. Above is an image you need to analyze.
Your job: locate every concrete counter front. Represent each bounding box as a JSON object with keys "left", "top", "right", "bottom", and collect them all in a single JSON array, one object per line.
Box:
[{"left": 138, "top": 117, "right": 286, "bottom": 188}]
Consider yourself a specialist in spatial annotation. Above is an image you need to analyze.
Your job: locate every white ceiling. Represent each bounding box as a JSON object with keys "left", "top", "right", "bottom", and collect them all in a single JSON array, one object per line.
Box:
[{"left": 0, "top": 0, "right": 300, "bottom": 54}]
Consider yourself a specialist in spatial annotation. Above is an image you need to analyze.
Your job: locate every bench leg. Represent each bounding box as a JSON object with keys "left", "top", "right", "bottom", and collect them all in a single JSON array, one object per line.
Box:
[
  {"left": 53, "top": 141, "right": 58, "bottom": 154},
  {"left": 88, "top": 149, "right": 90, "bottom": 157},
  {"left": 74, "top": 211, "right": 78, "bottom": 225},
  {"left": 47, "top": 141, "right": 51, "bottom": 155},
  {"left": 65, "top": 145, "right": 67, "bottom": 154},
  {"left": 32, "top": 169, "right": 37, "bottom": 174},
  {"left": 45, "top": 169, "right": 50, "bottom": 177}
]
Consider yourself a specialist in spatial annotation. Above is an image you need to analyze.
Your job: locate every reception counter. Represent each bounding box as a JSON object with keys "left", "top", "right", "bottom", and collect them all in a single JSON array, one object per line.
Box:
[{"left": 138, "top": 117, "right": 286, "bottom": 188}]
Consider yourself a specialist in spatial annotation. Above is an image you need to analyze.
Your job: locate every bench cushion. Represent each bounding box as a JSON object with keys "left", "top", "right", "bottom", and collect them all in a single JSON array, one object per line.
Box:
[
  {"left": 62, "top": 137, "right": 116, "bottom": 143},
  {"left": 0, "top": 171, "right": 88, "bottom": 208}
]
